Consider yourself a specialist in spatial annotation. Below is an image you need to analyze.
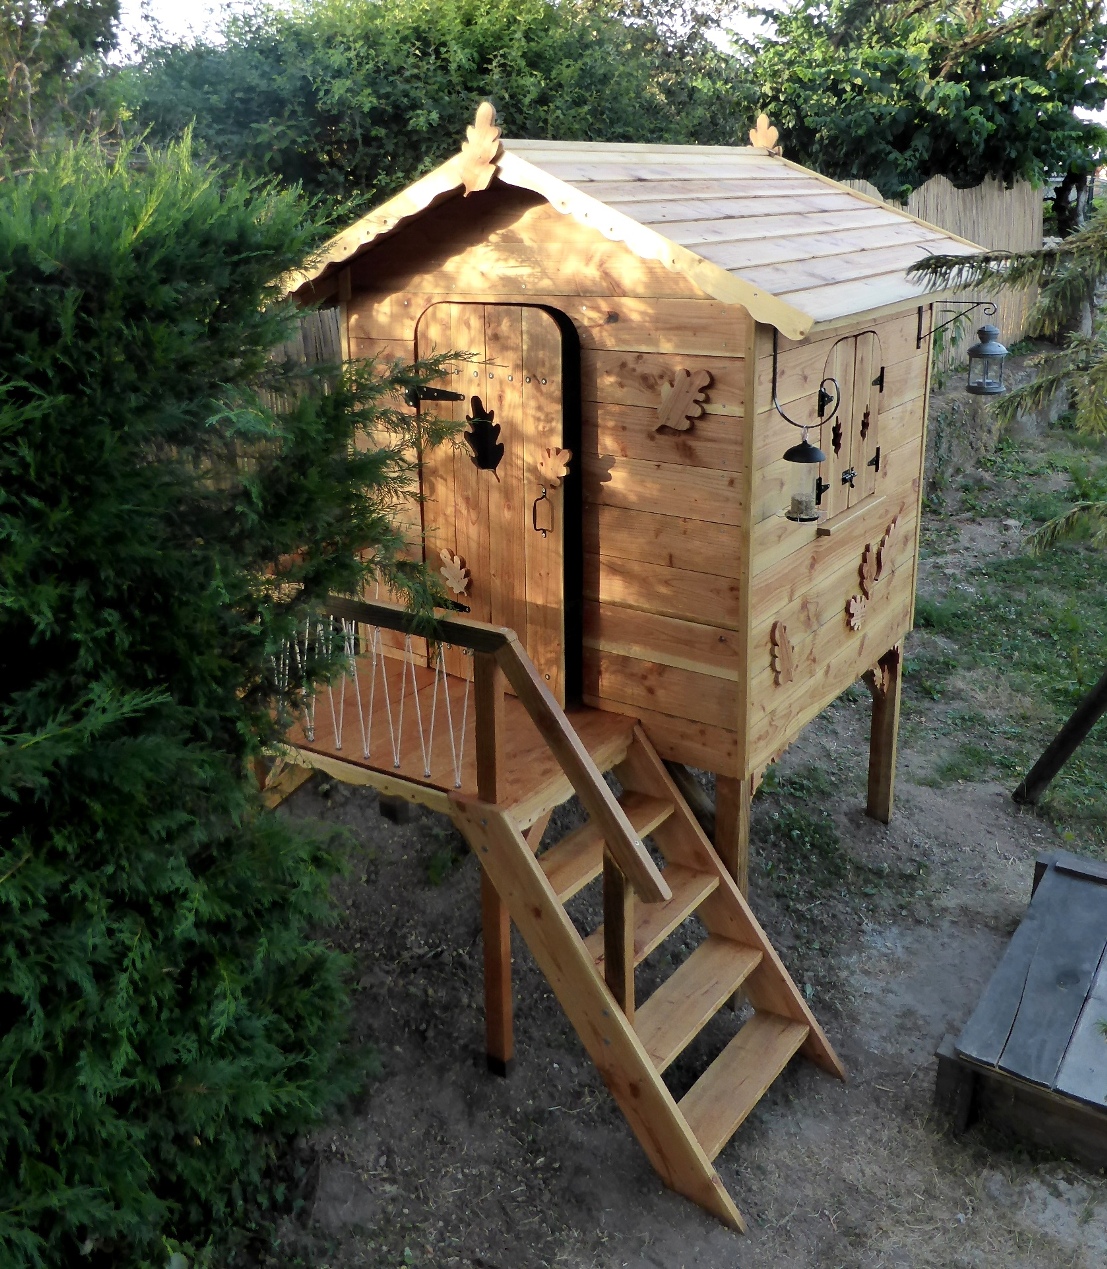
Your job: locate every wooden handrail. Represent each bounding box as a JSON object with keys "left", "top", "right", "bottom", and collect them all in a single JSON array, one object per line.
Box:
[{"left": 322, "top": 596, "right": 670, "bottom": 904}]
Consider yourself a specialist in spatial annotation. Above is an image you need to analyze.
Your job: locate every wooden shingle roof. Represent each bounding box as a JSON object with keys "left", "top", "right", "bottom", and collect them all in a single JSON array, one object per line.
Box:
[{"left": 287, "top": 122, "right": 979, "bottom": 340}]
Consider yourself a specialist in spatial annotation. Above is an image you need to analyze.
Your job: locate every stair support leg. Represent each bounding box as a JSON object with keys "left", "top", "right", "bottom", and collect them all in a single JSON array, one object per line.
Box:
[
  {"left": 864, "top": 644, "right": 902, "bottom": 824},
  {"left": 714, "top": 774, "right": 752, "bottom": 897},
  {"left": 603, "top": 853, "right": 635, "bottom": 1021},
  {"left": 481, "top": 868, "right": 514, "bottom": 1076}
]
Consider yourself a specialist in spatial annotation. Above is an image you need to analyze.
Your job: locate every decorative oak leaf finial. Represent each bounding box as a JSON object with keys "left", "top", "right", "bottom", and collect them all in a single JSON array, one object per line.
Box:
[
  {"left": 439, "top": 549, "right": 470, "bottom": 597},
  {"left": 876, "top": 515, "right": 899, "bottom": 579},
  {"left": 749, "top": 112, "right": 781, "bottom": 153},
  {"left": 859, "top": 543, "right": 878, "bottom": 599},
  {"left": 846, "top": 594, "right": 868, "bottom": 631},
  {"left": 459, "top": 101, "right": 503, "bottom": 196},
  {"left": 538, "top": 448, "right": 572, "bottom": 488},
  {"left": 656, "top": 369, "right": 712, "bottom": 433},
  {"left": 770, "top": 620, "right": 794, "bottom": 686}
]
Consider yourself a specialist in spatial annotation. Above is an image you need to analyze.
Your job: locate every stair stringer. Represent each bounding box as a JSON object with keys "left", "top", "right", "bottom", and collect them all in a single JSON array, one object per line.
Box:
[
  {"left": 450, "top": 796, "right": 746, "bottom": 1232},
  {"left": 615, "top": 726, "right": 846, "bottom": 1080}
]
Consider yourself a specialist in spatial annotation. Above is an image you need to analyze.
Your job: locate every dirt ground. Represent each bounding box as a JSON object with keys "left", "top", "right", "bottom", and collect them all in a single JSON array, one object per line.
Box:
[{"left": 266, "top": 445, "right": 1107, "bottom": 1268}]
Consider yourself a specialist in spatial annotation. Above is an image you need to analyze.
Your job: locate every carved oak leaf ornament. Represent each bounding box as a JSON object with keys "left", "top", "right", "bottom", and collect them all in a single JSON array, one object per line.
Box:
[
  {"left": 657, "top": 368, "right": 712, "bottom": 432},
  {"left": 439, "top": 549, "right": 470, "bottom": 597},
  {"left": 876, "top": 515, "right": 899, "bottom": 579},
  {"left": 538, "top": 447, "right": 572, "bottom": 487},
  {"left": 859, "top": 543, "right": 878, "bottom": 599},
  {"left": 749, "top": 113, "right": 781, "bottom": 153},
  {"left": 770, "top": 620, "right": 794, "bottom": 686},
  {"left": 459, "top": 101, "right": 503, "bottom": 196},
  {"left": 846, "top": 594, "right": 867, "bottom": 631}
]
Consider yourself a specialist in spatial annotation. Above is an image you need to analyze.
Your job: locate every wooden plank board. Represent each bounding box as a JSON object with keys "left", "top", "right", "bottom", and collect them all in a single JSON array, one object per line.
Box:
[
  {"left": 520, "top": 306, "right": 567, "bottom": 703},
  {"left": 1053, "top": 944, "right": 1107, "bottom": 1107},
  {"left": 634, "top": 937, "right": 763, "bottom": 1071},
  {"left": 586, "top": 694, "right": 740, "bottom": 774},
  {"left": 666, "top": 219, "right": 941, "bottom": 264},
  {"left": 584, "top": 504, "right": 742, "bottom": 579},
  {"left": 585, "top": 552, "right": 743, "bottom": 629},
  {"left": 540, "top": 792, "right": 675, "bottom": 902},
  {"left": 584, "top": 404, "right": 742, "bottom": 472},
  {"left": 584, "top": 865, "right": 719, "bottom": 969},
  {"left": 581, "top": 349, "right": 744, "bottom": 416},
  {"left": 584, "top": 452, "right": 744, "bottom": 526},
  {"left": 583, "top": 601, "right": 742, "bottom": 681},
  {"left": 679, "top": 1013, "right": 810, "bottom": 1161},
  {"left": 998, "top": 869, "right": 1107, "bottom": 1086},
  {"left": 584, "top": 649, "right": 739, "bottom": 731}
]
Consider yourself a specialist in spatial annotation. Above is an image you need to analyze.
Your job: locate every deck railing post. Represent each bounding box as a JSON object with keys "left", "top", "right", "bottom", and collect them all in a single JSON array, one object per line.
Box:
[{"left": 473, "top": 650, "right": 505, "bottom": 805}]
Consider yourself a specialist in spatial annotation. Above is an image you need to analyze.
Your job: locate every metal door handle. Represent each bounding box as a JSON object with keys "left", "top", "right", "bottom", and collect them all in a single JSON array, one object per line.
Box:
[{"left": 532, "top": 487, "right": 551, "bottom": 537}]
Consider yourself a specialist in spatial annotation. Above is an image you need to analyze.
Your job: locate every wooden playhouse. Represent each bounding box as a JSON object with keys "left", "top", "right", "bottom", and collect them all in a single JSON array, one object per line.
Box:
[{"left": 276, "top": 106, "right": 979, "bottom": 1230}]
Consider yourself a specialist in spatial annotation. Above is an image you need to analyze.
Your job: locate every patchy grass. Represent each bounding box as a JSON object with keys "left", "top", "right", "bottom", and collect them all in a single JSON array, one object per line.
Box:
[
  {"left": 751, "top": 767, "right": 928, "bottom": 1002},
  {"left": 909, "top": 427, "right": 1107, "bottom": 848}
]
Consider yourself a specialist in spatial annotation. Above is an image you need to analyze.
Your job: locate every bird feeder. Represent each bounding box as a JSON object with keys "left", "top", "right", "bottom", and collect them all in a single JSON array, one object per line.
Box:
[{"left": 783, "top": 431, "right": 828, "bottom": 522}]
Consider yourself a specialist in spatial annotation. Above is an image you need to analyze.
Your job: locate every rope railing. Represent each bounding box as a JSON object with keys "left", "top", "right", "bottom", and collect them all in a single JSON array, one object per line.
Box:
[{"left": 278, "top": 595, "right": 671, "bottom": 905}]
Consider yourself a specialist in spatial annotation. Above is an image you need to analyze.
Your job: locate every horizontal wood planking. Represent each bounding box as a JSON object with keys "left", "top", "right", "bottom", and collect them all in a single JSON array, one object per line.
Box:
[
  {"left": 585, "top": 600, "right": 741, "bottom": 681},
  {"left": 740, "top": 241, "right": 954, "bottom": 297},
  {"left": 584, "top": 405, "right": 742, "bottom": 471},
  {"left": 583, "top": 692, "right": 740, "bottom": 774},
  {"left": 748, "top": 492, "right": 916, "bottom": 628},
  {"left": 750, "top": 434, "right": 921, "bottom": 578},
  {"left": 581, "top": 349, "right": 744, "bottom": 416},
  {"left": 748, "top": 560, "right": 915, "bottom": 711},
  {"left": 665, "top": 219, "right": 942, "bottom": 263},
  {"left": 584, "top": 453, "right": 744, "bottom": 526},
  {"left": 585, "top": 552, "right": 743, "bottom": 629},
  {"left": 584, "top": 649, "right": 739, "bottom": 730},
  {"left": 584, "top": 505, "right": 743, "bottom": 579},
  {"left": 747, "top": 595, "right": 913, "bottom": 770}
]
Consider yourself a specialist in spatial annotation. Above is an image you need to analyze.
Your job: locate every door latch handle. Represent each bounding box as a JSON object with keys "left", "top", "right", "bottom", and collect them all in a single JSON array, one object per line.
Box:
[
  {"left": 532, "top": 486, "right": 552, "bottom": 537},
  {"left": 841, "top": 467, "right": 857, "bottom": 488}
]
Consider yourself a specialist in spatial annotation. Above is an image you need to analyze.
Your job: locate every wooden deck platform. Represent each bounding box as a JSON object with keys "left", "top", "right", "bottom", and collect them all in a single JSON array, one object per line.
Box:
[
  {"left": 283, "top": 655, "right": 636, "bottom": 824},
  {"left": 935, "top": 850, "right": 1107, "bottom": 1167}
]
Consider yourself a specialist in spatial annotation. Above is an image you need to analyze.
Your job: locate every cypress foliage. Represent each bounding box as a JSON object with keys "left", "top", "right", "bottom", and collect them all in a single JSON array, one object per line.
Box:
[{"left": 0, "top": 138, "right": 434, "bottom": 1267}]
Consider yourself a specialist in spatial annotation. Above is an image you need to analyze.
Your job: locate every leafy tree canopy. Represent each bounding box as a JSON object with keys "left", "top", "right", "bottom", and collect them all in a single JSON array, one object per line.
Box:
[
  {"left": 122, "top": 0, "right": 756, "bottom": 213},
  {"left": 741, "top": 0, "right": 1107, "bottom": 201},
  {"left": 1, "top": 0, "right": 120, "bottom": 155}
]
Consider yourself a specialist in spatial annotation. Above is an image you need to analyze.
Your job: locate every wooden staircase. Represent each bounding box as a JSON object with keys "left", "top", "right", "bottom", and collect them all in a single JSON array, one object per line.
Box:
[
  {"left": 277, "top": 597, "right": 845, "bottom": 1232},
  {"left": 453, "top": 723, "right": 843, "bottom": 1232}
]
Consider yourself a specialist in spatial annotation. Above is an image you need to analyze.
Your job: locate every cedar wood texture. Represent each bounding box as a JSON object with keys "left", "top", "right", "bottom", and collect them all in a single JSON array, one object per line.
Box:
[{"left": 323, "top": 185, "right": 931, "bottom": 781}]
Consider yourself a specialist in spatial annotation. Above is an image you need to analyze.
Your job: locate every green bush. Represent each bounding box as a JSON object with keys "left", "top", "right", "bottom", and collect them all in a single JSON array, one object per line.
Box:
[
  {"left": 0, "top": 137, "right": 430, "bottom": 1267},
  {"left": 123, "top": 0, "right": 756, "bottom": 212}
]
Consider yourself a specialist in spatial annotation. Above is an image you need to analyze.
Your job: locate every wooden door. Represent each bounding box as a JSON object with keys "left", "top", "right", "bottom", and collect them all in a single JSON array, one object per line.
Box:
[
  {"left": 416, "top": 303, "right": 568, "bottom": 704},
  {"left": 819, "top": 333, "right": 884, "bottom": 516}
]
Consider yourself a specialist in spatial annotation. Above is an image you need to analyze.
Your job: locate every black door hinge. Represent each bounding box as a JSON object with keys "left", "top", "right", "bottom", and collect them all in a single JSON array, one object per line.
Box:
[
  {"left": 867, "top": 446, "right": 881, "bottom": 473},
  {"left": 872, "top": 366, "right": 885, "bottom": 392},
  {"left": 403, "top": 385, "right": 465, "bottom": 408}
]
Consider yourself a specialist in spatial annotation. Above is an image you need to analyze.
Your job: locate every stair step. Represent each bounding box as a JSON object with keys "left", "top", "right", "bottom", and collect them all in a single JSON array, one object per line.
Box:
[
  {"left": 679, "top": 1012, "right": 810, "bottom": 1161},
  {"left": 634, "top": 937, "right": 763, "bottom": 1072},
  {"left": 540, "top": 793, "right": 675, "bottom": 902},
  {"left": 585, "top": 866, "right": 718, "bottom": 970}
]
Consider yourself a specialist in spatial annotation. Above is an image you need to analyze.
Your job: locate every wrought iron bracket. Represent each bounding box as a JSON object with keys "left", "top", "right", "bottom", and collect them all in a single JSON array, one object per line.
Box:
[
  {"left": 916, "top": 300, "right": 998, "bottom": 349},
  {"left": 772, "top": 326, "right": 842, "bottom": 431}
]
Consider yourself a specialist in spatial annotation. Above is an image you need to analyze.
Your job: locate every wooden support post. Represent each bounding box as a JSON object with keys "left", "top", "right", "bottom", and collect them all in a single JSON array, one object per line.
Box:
[
  {"left": 473, "top": 651, "right": 505, "bottom": 804},
  {"left": 474, "top": 650, "right": 510, "bottom": 1074},
  {"left": 480, "top": 868, "right": 514, "bottom": 1077},
  {"left": 1014, "top": 664, "right": 1107, "bottom": 805},
  {"left": 864, "top": 644, "right": 903, "bottom": 824},
  {"left": 603, "top": 853, "right": 635, "bottom": 1021},
  {"left": 714, "top": 774, "right": 752, "bottom": 897}
]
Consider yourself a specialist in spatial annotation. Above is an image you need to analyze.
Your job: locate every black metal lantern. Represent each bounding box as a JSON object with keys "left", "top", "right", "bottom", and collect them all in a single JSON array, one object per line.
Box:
[
  {"left": 784, "top": 429, "right": 828, "bottom": 522},
  {"left": 966, "top": 324, "right": 1007, "bottom": 396}
]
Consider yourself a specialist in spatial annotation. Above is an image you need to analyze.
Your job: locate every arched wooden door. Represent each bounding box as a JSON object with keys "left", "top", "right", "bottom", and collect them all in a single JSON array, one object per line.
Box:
[
  {"left": 819, "top": 332, "right": 884, "bottom": 521},
  {"left": 416, "top": 303, "right": 569, "bottom": 704}
]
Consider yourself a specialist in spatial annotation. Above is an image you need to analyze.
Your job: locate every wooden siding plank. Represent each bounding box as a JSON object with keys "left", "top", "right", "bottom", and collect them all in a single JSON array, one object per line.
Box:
[
  {"left": 582, "top": 692, "right": 740, "bottom": 774},
  {"left": 584, "top": 650, "right": 739, "bottom": 730},
  {"left": 584, "top": 404, "right": 742, "bottom": 472},
  {"left": 582, "top": 349, "right": 744, "bottom": 416},
  {"left": 584, "top": 453, "right": 744, "bottom": 526},
  {"left": 586, "top": 553, "right": 743, "bottom": 629},
  {"left": 584, "top": 505, "right": 743, "bottom": 579},
  {"left": 583, "top": 601, "right": 742, "bottom": 681}
]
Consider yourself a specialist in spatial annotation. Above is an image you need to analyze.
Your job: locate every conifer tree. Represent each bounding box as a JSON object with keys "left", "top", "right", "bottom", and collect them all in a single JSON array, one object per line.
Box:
[{"left": 0, "top": 136, "right": 439, "bottom": 1267}]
